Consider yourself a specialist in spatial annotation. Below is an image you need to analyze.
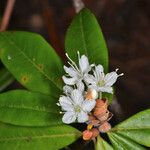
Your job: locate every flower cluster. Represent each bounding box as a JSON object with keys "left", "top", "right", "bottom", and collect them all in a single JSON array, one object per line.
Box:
[{"left": 57, "top": 52, "right": 123, "bottom": 140}]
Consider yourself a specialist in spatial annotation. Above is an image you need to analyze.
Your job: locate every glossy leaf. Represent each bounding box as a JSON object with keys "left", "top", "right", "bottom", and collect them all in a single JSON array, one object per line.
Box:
[
  {"left": 0, "top": 67, "right": 14, "bottom": 92},
  {"left": 95, "top": 136, "right": 114, "bottom": 150},
  {"left": 0, "top": 90, "right": 62, "bottom": 126},
  {"left": 0, "top": 123, "right": 81, "bottom": 150},
  {"left": 65, "top": 8, "right": 109, "bottom": 72},
  {"left": 0, "top": 31, "right": 63, "bottom": 96},
  {"left": 108, "top": 109, "right": 150, "bottom": 148},
  {"left": 103, "top": 92, "right": 113, "bottom": 103},
  {"left": 108, "top": 132, "right": 145, "bottom": 150}
]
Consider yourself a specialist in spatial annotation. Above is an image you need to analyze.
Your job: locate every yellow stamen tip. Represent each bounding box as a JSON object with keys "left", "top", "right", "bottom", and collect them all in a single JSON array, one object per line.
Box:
[{"left": 87, "top": 124, "right": 93, "bottom": 130}]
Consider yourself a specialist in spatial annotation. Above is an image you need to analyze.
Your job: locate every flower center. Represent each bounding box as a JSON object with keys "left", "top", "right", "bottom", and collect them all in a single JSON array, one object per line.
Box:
[
  {"left": 74, "top": 105, "right": 81, "bottom": 113},
  {"left": 98, "top": 80, "right": 105, "bottom": 86}
]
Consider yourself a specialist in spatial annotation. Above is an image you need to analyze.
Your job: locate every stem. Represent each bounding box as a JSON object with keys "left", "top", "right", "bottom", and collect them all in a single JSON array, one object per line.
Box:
[
  {"left": 0, "top": 0, "right": 16, "bottom": 31},
  {"left": 72, "top": 0, "right": 85, "bottom": 13},
  {"left": 99, "top": 92, "right": 102, "bottom": 99},
  {"left": 39, "top": 0, "right": 65, "bottom": 60}
]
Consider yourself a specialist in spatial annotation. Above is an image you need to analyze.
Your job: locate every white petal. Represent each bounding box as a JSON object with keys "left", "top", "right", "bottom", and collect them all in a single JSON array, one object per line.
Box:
[
  {"left": 62, "top": 111, "right": 76, "bottom": 124},
  {"left": 59, "top": 96, "right": 73, "bottom": 111},
  {"left": 63, "top": 85, "right": 73, "bottom": 95},
  {"left": 79, "top": 55, "right": 90, "bottom": 73},
  {"left": 88, "top": 85, "right": 98, "bottom": 91},
  {"left": 62, "top": 76, "right": 77, "bottom": 85},
  {"left": 82, "top": 100, "right": 96, "bottom": 112},
  {"left": 77, "top": 111, "right": 89, "bottom": 123},
  {"left": 84, "top": 74, "right": 96, "bottom": 84},
  {"left": 64, "top": 66, "right": 78, "bottom": 77},
  {"left": 95, "top": 65, "right": 104, "bottom": 74},
  {"left": 94, "top": 65, "right": 105, "bottom": 82},
  {"left": 104, "top": 72, "right": 118, "bottom": 86},
  {"left": 76, "top": 81, "right": 84, "bottom": 92},
  {"left": 98, "top": 86, "right": 113, "bottom": 93},
  {"left": 71, "top": 89, "right": 84, "bottom": 105}
]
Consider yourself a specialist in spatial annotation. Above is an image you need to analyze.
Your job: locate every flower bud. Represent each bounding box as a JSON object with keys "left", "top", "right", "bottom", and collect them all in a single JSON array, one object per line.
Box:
[
  {"left": 96, "top": 99, "right": 108, "bottom": 108},
  {"left": 85, "top": 89, "right": 98, "bottom": 100},
  {"left": 88, "top": 115, "right": 100, "bottom": 126},
  {"left": 99, "top": 122, "right": 111, "bottom": 133},
  {"left": 88, "top": 114, "right": 96, "bottom": 121},
  {"left": 83, "top": 130, "right": 93, "bottom": 140},
  {"left": 91, "top": 128, "right": 99, "bottom": 138},
  {"left": 93, "top": 106, "right": 107, "bottom": 117},
  {"left": 96, "top": 111, "right": 109, "bottom": 122}
]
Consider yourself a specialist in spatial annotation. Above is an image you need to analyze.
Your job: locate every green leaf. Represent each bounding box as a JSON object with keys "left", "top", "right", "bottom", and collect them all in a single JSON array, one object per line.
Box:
[
  {"left": 108, "top": 132, "right": 145, "bottom": 150},
  {"left": 0, "top": 90, "right": 62, "bottom": 126},
  {"left": 0, "top": 31, "right": 64, "bottom": 96},
  {"left": 0, "top": 123, "right": 81, "bottom": 150},
  {"left": 95, "top": 136, "right": 114, "bottom": 150},
  {"left": 103, "top": 92, "right": 113, "bottom": 104},
  {"left": 109, "top": 109, "right": 150, "bottom": 147},
  {"left": 0, "top": 67, "right": 14, "bottom": 92},
  {"left": 65, "top": 8, "right": 108, "bottom": 72}
]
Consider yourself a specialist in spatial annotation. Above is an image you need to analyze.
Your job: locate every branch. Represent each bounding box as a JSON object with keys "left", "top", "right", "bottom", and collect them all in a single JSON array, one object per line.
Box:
[
  {"left": 39, "top": 0, "right": 65, "bottom": 60},
  {"left": 0, "top": 0, "right": 16, "bottom": 32},
  {"left": 72, "top": 0, "right": 85, "bottom": 13}
]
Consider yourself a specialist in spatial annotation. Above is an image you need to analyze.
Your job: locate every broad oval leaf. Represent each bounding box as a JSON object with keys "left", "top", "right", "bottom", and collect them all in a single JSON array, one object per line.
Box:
[
  {"left": 108, "top": 132, "right": 145, "bottom": 150},
  {"left": 0, "top": 90, "right": 62, "bottom": 126},
  {"left": 95, "top": 136, "right": 114, "bottom": 150},
  {"left": 65, "top": 8, "right": 108, "bottom": 71},
  {"left": 109, "top": 109, "right": 150, "bottom": 148},
  {"left": 0, "top": 123, "right": 81, "bottom": 150},
  {"left": 0, "top": 31, "right": 63, "bottom": 96},
  {"left": 0, "top": 67, "right": 14, "bottom": 92}
]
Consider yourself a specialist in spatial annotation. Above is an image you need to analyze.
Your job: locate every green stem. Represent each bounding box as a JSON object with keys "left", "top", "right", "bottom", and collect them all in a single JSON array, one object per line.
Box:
[{"left": 99, "top": 92, "right": 102, "bottom": 99}]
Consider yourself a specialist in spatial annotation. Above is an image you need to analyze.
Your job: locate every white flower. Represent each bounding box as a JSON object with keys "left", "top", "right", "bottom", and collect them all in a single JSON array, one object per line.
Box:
[
  {"left": 63, "top": 81, "right": 85, "bottom": 96},
  {"left": 59, "top": 89, "right": 96, "bottom": 124},
  {"left": 84, "top": 65, "right": 124, "bottom": 94},
  {"left": 62, "top": 52, "right": 92, "bottom": 85}
]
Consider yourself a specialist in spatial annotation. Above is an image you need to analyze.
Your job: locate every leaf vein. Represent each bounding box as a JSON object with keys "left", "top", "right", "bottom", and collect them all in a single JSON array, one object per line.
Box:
[{"left": 3, "top": 35, "right": 62, "bottom": 91}]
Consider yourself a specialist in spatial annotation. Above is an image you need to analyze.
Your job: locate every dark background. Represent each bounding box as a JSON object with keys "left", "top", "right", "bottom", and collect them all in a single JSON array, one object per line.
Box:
[{"left": 0, "top": 0, "right": 150, "bottom": 149}]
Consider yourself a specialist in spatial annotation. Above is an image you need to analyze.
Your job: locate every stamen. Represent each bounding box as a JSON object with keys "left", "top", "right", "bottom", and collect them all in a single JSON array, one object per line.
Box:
[
  {"left": 87, "top": 124, "right": 93, "bottom": 130},
  {"left": 59, "top": 111, "right": 64, "bottom": 114},
  {"left": 115, "top": 68, "right": 119, "bottom": 72},
  {"left": 91, "top": 64, "right": 95, "bottom": 67},
  {"left": 56, "top": 103, "right": 60, "bottom": 106},
  {"left": 68, "top": 62, "right": 76, "bottom": 70},
  {"left": 66, "top": 53, "right": 79, "bottom": 71},
  {"left": 118, "top": 73, "right": 124, "bottom": 76},
  {"left": 77, "top": 51, "right": 80, "bottom": 60}
]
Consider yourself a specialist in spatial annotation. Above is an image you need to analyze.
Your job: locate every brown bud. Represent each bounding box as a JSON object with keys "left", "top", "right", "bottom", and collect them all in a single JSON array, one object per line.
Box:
[
  {"left": 83, "top": 130, "right": 93, "bottom": 140},
  {"left": 85, "top": 89, "right": 98, "bottom": 100},
  {"left": 107, "top": 112, "right": 113, "bottom": 122},
  {"left": 96, "top": 99, "right": 108, "bottom": 108},
  {"left": 89, "top": 115, "right": 96, "bottom": 121},
  {"left": 91, "top": 128, "right": 99, "bottom": 138},
  {"left": 99, "top": 122, "right": 111, "bottom": 133},
  {"left": 94, "top": 106, "right": 107, "bottom": 117},
  {"left": 97, "top": 111, "right": 110, "bottom": 122}
]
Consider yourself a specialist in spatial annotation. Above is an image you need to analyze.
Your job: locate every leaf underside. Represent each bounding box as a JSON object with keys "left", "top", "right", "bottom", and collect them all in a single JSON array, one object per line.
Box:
[
  {"left": 107, "top": 109, "right": 150, "bottom": 149},
  {"left": 95, "top": 136, "right": 114, "bottom": 150}
]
